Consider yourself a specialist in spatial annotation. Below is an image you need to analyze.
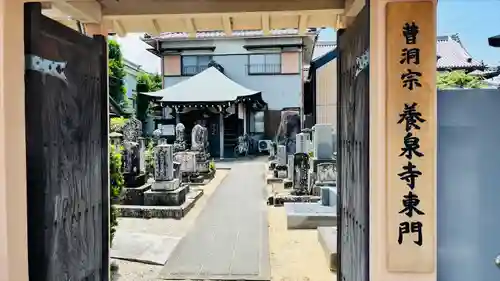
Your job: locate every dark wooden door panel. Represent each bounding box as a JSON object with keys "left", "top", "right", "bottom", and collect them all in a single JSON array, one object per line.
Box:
[
  {"left": 24, "top": 3, "right": 109, "bottom": 281},
  {"left": 337, "top": 5, "right": 370, "bottom": 281}
]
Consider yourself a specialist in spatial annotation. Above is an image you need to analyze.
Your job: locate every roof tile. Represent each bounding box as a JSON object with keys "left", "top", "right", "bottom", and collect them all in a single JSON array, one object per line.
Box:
[
  {"left": 437, "top": 34, "right": 483, "bottom": 69},
  {"left": 145, "top": 28, "right": 319, "bottom": 41}
]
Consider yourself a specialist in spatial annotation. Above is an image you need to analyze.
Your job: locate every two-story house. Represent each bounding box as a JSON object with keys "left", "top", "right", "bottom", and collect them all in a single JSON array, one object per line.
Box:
[
  {"left": 141, "top": 29, "right": 318, "bottom": 157},
  {"left": 123, "top": 58, "right": 144, "bottom": 107}
]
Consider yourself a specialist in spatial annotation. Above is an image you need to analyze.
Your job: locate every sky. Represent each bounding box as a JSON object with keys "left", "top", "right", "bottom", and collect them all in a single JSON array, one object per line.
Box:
[{"left": 118, "top": 0, "right": 500, "bottom": 74}]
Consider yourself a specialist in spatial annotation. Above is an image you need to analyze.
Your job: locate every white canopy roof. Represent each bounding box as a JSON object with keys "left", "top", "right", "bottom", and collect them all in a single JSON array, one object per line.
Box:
[
  {"left": 141, "top": 67, "right": 261, "bottom": 104},
  {"left": 485, "top": 75, "right": 500, "bottom": 87}
]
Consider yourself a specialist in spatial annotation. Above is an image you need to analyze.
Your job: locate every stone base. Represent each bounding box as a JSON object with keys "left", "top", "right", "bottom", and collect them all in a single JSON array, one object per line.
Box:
[
  {"left": 317, "top": 227, "right": 338, "bottom": 272},
  {"left": 309, "top": 158, "right": 336, "bottom": 173},
  {"left": 117, "top": 189, "right": 203, "bottom": 219},
  {"left": 268, "top": 161, "right": 277, "bottom": 170},
  {"left": 122, "top": 183, "right": 152, "bottom": 205},
  {"left": 266, "top": 175, "right": 283, "bottom": 184},
  {"left": 273, "top": 169, "right": 287, "bottom": 179},
  {"left": 271, "top": 195, "right": 321, "bottom": 206},
  {"left": 152, "top": 178, "right": 180, "bottom": 191},
  {"left": 285, "top": 202, "right": 337, "bottom": 229},
  {"left": 196, "top": 160, "right": 210, "bottom": 173},
  {"left": 123, "top": 172, "right": 147, "bottom": 188},
  {"left": 144, "top": 184, "right": 189, "bottom": 206},
  {"left": 200, "top": 168, "right": 216, "bottom": 179}
]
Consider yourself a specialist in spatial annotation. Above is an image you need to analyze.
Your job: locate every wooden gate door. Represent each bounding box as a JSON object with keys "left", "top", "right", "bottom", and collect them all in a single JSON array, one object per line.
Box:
[
  {"left": 336, "top": 5, "right": 370, "bottom": 281},
  {"left": 24, "top": 3, "right": 109, "bottom": 281}
]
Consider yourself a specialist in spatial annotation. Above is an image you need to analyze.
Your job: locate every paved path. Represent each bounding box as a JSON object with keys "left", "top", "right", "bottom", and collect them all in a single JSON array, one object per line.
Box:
[{"left": 159, "top": 160, "right": 270, "bottom": 280}]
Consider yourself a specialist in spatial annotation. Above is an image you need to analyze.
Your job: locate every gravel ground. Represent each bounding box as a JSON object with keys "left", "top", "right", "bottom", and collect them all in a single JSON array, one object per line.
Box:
[
  {"left": 268, "top": 206, "right": 335, "bottom": 281},
  {"left": 111, "top": 169, "right": 230, "bottom": 281},
  {"left": 111, "top": 165, "right": 334, "bottom": 281}
]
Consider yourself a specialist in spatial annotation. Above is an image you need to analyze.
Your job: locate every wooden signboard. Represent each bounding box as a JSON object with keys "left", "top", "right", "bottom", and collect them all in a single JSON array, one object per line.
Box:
[{"left": 385, "top": 1, "right": 436, "bottom": 273}]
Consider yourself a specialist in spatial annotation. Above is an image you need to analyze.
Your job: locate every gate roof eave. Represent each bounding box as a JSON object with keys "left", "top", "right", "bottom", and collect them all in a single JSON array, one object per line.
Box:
[{"left": 41, "top": 0, "right": 356, "bottom": 36}]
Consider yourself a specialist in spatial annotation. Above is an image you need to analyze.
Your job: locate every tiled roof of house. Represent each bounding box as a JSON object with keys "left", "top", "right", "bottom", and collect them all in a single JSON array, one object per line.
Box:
[
  {"left": 143, "top": 28, "right": 319, "bottom": 41},
  {"left": 312, "top": 41, "right": 336, "bottom": 61},
  {"left": 437, "top": 34, "right": 483, "bottom": 70},
  {"left": 302, "top": 41, "right": 337, "bottom": 79}
]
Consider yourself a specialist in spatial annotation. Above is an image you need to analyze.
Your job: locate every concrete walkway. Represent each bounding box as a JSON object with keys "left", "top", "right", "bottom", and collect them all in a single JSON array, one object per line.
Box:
[{"left": 159, "top": 160, "right": 271, "bottom": 280}]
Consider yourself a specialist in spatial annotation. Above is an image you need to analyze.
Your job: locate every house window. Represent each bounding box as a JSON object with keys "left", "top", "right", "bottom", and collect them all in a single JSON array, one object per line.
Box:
[
  {"left": 250, "top": 111, "right": 265, "bottom": 133},
  {"left": 247, "top": 54, "right": 281, "bottom": 74},
  {"left": 181, "top": 55, "right": 211, "bottom": 76}
]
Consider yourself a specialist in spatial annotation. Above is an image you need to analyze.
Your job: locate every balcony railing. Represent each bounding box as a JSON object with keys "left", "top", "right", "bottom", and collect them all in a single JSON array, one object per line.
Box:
[
  {"left": 182, "top": 65, "right": 209, "bottom": 76},
  {"left": 247, "top": 64, "right": 282, "bottom": 75}
]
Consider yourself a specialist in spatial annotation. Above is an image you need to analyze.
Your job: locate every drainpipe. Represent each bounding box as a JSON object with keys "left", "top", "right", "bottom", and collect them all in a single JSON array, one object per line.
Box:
[
  {"left": 158, "top": 40, "right": 164, "bottom": 88},
  {"left": 76, "top": 20, "right": 85, "bottom": 35},
  {"left": 300, "top": 47, "right": 305, "bottom": 130}
]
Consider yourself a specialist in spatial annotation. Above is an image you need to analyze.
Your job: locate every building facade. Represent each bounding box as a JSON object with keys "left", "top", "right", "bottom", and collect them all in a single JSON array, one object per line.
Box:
[
  {"left": 143, "top": 29, "right": 317, "bottom": 139},
  {"left": 303, "top": 41, "right": 337, "bottom": 128},
  {"left": 123, "top": 58, "right": 142, "bottom": 106}
]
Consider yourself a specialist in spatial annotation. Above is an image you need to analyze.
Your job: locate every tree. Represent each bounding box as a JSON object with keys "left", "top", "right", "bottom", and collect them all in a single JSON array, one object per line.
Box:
[
  {"left": 135, "top": 72, "right": 162, "bottom": 124},
  {"left": 108, "top": 39, "right": 129, "bottom": 107},
  {"left": 437, "top": 70, "right": 487, "bottom": 89}
]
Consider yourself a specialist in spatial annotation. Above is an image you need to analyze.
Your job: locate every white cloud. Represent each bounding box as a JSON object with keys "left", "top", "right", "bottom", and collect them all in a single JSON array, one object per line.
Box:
[{"left": 112, "top": 33, "right": 161, "bottom": 74}]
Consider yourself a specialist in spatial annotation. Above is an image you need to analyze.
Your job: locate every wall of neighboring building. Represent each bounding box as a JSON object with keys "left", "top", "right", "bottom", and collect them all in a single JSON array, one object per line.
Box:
[
  {"left": 124, "top": 71, "right": 138, "bottom": 98},
  {"left": 123, "top": 60, "right": 141, "bottom": 108},
  {"left": 161, "top": 38, "right": 303, "bottom": 111},
  {"left": 315, "top": 57, "right": 337, "bottom": 128}
]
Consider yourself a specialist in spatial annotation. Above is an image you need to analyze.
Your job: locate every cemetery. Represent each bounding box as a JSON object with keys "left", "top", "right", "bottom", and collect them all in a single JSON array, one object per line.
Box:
[
  {"left": 112, "top": 117, "right": 217, "bottom": 219},
  {"left": 266, "top": 122, "right": 338, "bottom": 273}
]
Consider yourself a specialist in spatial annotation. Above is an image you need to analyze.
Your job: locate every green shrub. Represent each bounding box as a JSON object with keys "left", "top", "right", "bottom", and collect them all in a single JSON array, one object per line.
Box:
[
  {"left": 110, "top": 117, "right": 127, "bottom": 133},
  {"left": 145, "top": 139, "right": 155, "bottom": 177},
  {"left": 209, "top": 159, "right": 216, "bottom": 172},
  {"left": 109, "top": 144, "right": 124, "bottom": 245}
]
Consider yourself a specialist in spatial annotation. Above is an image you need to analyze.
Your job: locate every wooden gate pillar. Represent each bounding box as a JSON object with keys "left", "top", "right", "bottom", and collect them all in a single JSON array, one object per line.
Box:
[
  {"left": 0, "top": 0, "right": 29, "bottom": 280},
  {"left": 369, "top": 0, "right": 437, "bottom": 281}
]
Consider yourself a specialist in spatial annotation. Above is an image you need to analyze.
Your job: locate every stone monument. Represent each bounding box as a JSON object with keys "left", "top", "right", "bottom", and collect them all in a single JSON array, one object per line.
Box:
[
  {"left": 310, "top": 124, "right": 336, "bottom": 173},
  {"left": 122, "top": 117, "right": 147, "bottom": 187},
  {"left": 292, "top": 152, "right": 310, "bottom": 195},
  {"left": 144, "top": 144, "right": 189, "bottom": 206},
  {"left": 109, "top": 132, "right": 123, "bottom": 151},
  {"left": 272, "top": 145, "right": 288, "bottom": 179},
  {"left": 313, "top": 124, "right": 333, "bottom": 159},
  {"left": 283, "top": 154, "right": 295, "bottom": 188},
  {"left": 152, "top": 127, "right": 162, "bottom": 143},
  {"left": 276, "top": 145, "right": 287, "bottom": 166},
  {"left": 308, "top": 124, "right": 336, "bottom": 196},
  {"left": 190, "top": 123, "right": 210, "bottom": 177},
  {"left": 173, "top": 123, "right": 187, "bottom": 152},
  {"left": 296, "top": 133, "right": 309, "bottom": 154}
]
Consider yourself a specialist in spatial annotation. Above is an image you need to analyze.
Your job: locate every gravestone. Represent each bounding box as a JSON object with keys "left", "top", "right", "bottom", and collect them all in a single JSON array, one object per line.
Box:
[
  {"left": 190, "top": 124, "right": 210, "bottom": 175},
  {"left": 296, "top": 133, "right": 309, "bottom": 154},
  {"left": 276, "top": 145, "right": 287, "bottom": 166},
  {"left": 122, "top": 117, "right": 142, "bottom": 178},
  {"left": 317, "top": 163, "right": 336, "bottom": 183},
  {"left": 153, "top": 144, "right": 174, "bottom": 182},
  {"left": 292, "top": 153, "right": 309, "bottom": 194},
  {"left": 283, "top": 155, "right": 295, "bottom": 188},
  {"left": 313, "top": 124, "right": 333, "bottom": 159},
  {"left": 331, "top": 132, "right": 338, "bottom": 154},
  {"left": 174, "top": 151, "right": 197, "bottom": 174},
  {"left": 287, "top": 155, "right": 294, "bottom": 181},
  {"left": 138, "top": 137, "right": 146, "bottom": 174},
  {"left": 109, "top": 132, "right": 123, "bottom": 151},
  {"left": 144, "top": 144, "right": 189, "bottom": 206},
  {"left": 173, "top": 123, "right": 187, "bottom": 152},
  {"left": 121, "top": 117, "right": 149, "bottom": 204},
  {"left": 152, "top": 128, "right": 162, "bottom": 143}
]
